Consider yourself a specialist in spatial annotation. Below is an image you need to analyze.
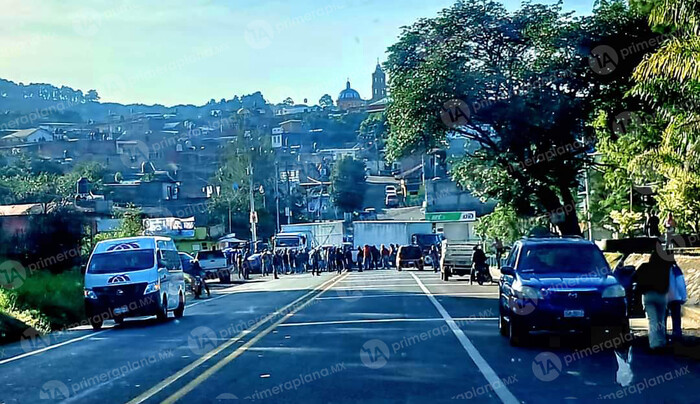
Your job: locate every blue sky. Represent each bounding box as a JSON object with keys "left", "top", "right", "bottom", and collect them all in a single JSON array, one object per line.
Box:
[{"left": 0, "top": 0, "right": 595, "bottom": 106}]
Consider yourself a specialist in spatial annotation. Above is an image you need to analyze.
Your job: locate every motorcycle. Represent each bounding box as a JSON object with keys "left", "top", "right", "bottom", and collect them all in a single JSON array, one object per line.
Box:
[
  {"left": 471, "top": 263, "right": 493, "bottom": 285},
  {"left": 192, "top": 275, "right": 205, "bottom": 299}
]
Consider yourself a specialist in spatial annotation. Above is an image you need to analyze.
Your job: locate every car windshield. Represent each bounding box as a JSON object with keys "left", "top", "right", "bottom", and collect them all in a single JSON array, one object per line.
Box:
[
  {"left": 276, "top": 238, "right": 300, "bottom": 247},
  {"left": 400, "top": 247, "right": 422, "bottom": 259},
  {"left": 197, "top": 251, "right": 225, "bottom": 260},
  {"left": 518, "top": 244, "right": 610, "bottom": 274},
  {"left": 88, "top": 250, "right": 155, "bottom": 274}
]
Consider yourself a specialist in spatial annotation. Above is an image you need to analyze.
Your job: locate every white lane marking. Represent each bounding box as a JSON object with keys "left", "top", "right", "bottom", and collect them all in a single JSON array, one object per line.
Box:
[
  {"left": 316, "top": 292, "right": 497, "bottom": 300},
  {"left": 410, "top": 273, "right": 519, "bottom": 404},
  {"left": 333, "top": 284, "right": 422, "bottom": 289},
  {"left": 0, "top": 330, "right": 109, "bottom": 365},
  {"left": 279, "top": 317, "right": 498, "bottom": 327}
]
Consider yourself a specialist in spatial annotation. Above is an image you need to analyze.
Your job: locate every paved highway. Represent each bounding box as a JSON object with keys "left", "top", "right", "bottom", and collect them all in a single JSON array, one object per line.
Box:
[{"left": 1, "top": 270, "right": 698, "bottom": 403}]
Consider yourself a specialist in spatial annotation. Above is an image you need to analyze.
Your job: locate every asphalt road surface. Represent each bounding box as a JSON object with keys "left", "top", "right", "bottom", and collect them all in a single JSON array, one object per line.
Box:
[{"left": 1, "top": 269, "right": 698, "bottom": 403}]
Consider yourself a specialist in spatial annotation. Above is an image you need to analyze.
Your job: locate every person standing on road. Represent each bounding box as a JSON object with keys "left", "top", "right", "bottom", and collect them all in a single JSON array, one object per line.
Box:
[
  {"left": 381, "top": 244, "right": 390, "bottom": 269},
  {"left": 335, "top": 247, "right": 345, "bottom": 274},
  {"left": 357, "top": 246, "right": 364, "bottom": 272},
  {"left": 634, "top": 245, "right": 672, "bottom": 351},
  {"left": 430, "top": 245, "right": 440, "bottom": 273},
  {"left": 492, "top": 238, "right": 504, "bottom": 269},
  {"left": 345, "top": 247, "right": 354, "bottom": 272},
  {"left": 364, "top": 245, "right": 372, "bottom": 271},
  {"left": 667, "top": 262, "right": 688, "bottom": 341},
  {"left": 283, "top": 249, "right": 291, "bottom": 274},
  {"left": 273, "top": 251, "right": 282, "bottom": 276},
  {"left": 311, "top": 248, "right": 321, "bottom": 276},
  {"left": 236, "top": 250, "right": 244, "bottom": 279}
]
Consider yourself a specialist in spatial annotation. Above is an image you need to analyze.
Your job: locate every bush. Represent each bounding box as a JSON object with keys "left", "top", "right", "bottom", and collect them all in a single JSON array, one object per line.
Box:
[{"left": 6, "top": 270, "right": 85, "bottom": 331}]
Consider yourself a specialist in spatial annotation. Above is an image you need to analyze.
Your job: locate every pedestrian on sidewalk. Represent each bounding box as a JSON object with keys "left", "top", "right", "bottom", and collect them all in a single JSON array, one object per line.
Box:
[
  {"left": 667, "top": 262, "right": 688, "bottom": 341},
  {"left": 635, "top": 245, "right": 672, "bottom": 351},
  {"left": 311, "top": 248, "right": 321, "bottom": 276}
]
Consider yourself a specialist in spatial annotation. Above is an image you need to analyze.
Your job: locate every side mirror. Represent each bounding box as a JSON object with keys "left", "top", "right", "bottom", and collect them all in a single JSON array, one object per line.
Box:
[{"left": 500, "top": 266, "right": 515, "bottom": 276}]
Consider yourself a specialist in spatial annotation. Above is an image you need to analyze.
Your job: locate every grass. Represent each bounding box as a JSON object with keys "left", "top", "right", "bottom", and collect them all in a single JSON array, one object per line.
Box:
[{"left": 0, "top": 269, "right": 85, "bottom": 344}]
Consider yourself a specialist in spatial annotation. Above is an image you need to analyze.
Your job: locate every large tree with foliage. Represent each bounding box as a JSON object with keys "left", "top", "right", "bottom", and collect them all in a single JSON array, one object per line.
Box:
[
  {"left": 331, "top": 157, "right": 367, "bottom": 213},
  {"left": 625, "top": 0, "right": 700, "bottom": 231},
  {"left": 385, "top": 0, "right": 644, "bottom": 235}
]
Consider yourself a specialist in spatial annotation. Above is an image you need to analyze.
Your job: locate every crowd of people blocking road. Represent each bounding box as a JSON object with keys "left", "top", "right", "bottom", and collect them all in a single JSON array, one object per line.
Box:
[{"left": 226, "top": 244, "right": 413, "bottom": 280}]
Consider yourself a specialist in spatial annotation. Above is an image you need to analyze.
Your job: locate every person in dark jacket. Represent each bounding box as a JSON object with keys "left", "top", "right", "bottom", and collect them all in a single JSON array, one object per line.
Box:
[
  {"left": 634, "top": 245, "right": 672, "bottom": 350},
  {"left": 345, "top": 248, "right": 354, "bottom": 272},
  {"left": 470, "top": 245, "right": 488, "bottom": 285},
  {"left": 335, "top": 247, "right": 345, "bottom": 274},
  {"left": 357, "top": 246, "right": 364, "bottom": 272},
  {"left": 371, "top": 246, "right": 380, "bottom": 270}
]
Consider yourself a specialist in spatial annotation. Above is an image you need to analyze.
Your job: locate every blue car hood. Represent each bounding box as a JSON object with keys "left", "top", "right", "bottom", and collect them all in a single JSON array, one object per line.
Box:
[{"left": 519, "top": 272, "right": 618, "bottom": 290}]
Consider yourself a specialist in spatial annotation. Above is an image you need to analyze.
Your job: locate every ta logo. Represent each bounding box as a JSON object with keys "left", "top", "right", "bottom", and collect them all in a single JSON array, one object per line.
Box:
[
  {"left": 440, "top": 99, "right": 470, "bottom": 129},
  {"left": 360, "top": 339, "right": 390, "bottom": 369},
  {"left": 532, "top": 352, "right": 562, "bottom": 382},
  {"left": 508, "top": 294, "right": 538, "bottom": 316},
  {"left": 187, "top": 326, "right": 218, "bottom": 355},
  {"left": 0, "top": 260, "right": 26, "bottom": 289},
  {"left": 245, "top": 20, "right": 275, "bottom": 50},
  {"left": 589, "top": 45, "right": 619, "bottom": 75},
  {"left": 20, "top": 328, "right": 53, "bottom": 353},
  {"left": 39, "top": 380, "right": 70, "bottom": 400}
]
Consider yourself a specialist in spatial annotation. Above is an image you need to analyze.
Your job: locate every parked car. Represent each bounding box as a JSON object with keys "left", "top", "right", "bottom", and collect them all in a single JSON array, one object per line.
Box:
[
  {"left": 385, "top": 185, "right": 397, "bottom": 195},
  {"left": 84, "top": 236, "right": 186, "bottom": 330},
  {"left": 498, "top": 237, "right": 628, "bottom": 346},
  {"left": 385, "top": 194, "right": 399, "bottom": 208},
  {"left": 195, "top": 249, "right": 231, "bottom": 283},
  {"left": 396, "top": 245, "right": 424, "bottom": 271}
]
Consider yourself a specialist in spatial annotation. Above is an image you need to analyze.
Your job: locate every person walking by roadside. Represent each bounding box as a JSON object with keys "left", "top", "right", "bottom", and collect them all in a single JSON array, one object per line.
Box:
[
  {"left": 470, "top": 245, "right": 487, "bottom": 285},
  {"left": 664, "top": 212, "right": 676, "bottom": 250},
  {"left": 430, "top": 245, "right": 440, "bottom": 273},
  {"left": 389, "top": 244, "right": 398, "bottom": 267},
  {"left": 492, "top": 238, "right": 505, "bottom": 269},
  {"left": 667, "top": 262, "right": 688, "bottom": 341},
  {"left": 381, "top": 244, "right": 390, "bottom": 269},
  {"left": 634, "top": 244, "right": 672, "bottom": 351},
  {"left": 357, "top": 246, "right": 364, "bottom": 272}
]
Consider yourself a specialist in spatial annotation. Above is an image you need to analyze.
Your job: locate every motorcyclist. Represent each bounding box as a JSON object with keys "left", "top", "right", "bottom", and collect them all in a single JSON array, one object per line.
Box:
[
  {"left": 185, "top": 259, "right": 210, "bottom": 298},
  {"left": 470, "top": 245, "right": 488, "bottom": 285}
]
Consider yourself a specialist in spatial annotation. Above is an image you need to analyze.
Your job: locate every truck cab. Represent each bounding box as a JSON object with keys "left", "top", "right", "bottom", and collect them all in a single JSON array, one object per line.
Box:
[{"left": 273, "top": 232, "right": 309, "bottom": 251}]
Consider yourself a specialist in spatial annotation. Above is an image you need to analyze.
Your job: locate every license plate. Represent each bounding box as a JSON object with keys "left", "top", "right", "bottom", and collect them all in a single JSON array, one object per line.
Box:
[
  {"left": 564, "top": 309, "right": 584, "bottom": 318},
  {"left": 114, "top": 306, "right": 128, "bottom": 315}
]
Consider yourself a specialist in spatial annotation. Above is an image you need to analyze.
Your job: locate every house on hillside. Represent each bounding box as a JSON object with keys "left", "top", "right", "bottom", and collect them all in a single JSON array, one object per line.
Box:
[{"left": 1, "top": 128, "right": 53, "bottom": 144}]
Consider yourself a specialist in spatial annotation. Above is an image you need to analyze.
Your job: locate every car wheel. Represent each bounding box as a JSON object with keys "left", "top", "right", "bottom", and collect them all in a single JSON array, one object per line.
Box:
[
  {"left": 174, "top": 293, "right": 185, "bottom": 318},
  {"left": 90, "top": 319, "right": 103, "bottom": 330},
  {"left": 156, "top": 294, "right": 168, "bottom": 321},
  {"left": 509, "top": 318, "right": 527, "bottom": 346}
]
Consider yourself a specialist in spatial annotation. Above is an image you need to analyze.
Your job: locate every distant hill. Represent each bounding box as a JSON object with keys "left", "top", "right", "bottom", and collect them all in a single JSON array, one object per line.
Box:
[{"left": 0, "top": 78, "right": 270, "bottom": 130}]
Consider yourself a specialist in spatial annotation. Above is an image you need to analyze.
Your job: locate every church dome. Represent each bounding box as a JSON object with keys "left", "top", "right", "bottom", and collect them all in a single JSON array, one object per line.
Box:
[{"left": 338, "top": 80, "right": 361, "bottom": 100}]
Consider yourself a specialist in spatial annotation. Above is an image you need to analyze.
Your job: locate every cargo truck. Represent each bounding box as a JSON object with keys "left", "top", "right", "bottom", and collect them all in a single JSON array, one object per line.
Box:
[{"left": 273, "top": 221, "right": 344, "bottom": 251}]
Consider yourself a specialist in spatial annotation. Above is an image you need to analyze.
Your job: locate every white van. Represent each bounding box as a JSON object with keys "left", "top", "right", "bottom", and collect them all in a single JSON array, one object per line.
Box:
[{"left": 84, "top": 236, "right": 186, "bottom": 330}]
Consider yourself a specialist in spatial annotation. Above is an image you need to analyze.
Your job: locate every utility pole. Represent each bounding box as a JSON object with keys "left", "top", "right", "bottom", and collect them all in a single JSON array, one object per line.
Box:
[
  {"left": 274, "top": 161, "right": 280, "bottom": 233},
  {"left": 286, "top": 158, "right": 292, "bottom": 225},
  {"left": 248, "top": 161, "right": 257, "bottom": 253}
]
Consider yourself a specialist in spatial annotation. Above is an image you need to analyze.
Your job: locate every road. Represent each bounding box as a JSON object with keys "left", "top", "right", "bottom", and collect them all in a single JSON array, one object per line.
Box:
[{"left": 1, "top": 270, "right": 698, "bottom": 403}]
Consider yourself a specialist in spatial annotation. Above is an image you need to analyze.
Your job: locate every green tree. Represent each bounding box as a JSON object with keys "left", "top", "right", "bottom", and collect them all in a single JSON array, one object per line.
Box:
[
  {"left": 331, "top": 157, "right": 367, "bottom": 213},
  {"left": 319, "top": 94, "right": 334, "bottom": 108},
  {"left": 384, "top": 0, "right": 609, "bottom": 235}
]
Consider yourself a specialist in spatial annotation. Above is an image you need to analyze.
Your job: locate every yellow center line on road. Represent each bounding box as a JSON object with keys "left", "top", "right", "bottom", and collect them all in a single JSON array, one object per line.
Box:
[
  {"left": 158, "top": 272, "right": 349, "bottom": 404},
  {"left": 125, "top": 273, "right": 345, "bottom": 404}
]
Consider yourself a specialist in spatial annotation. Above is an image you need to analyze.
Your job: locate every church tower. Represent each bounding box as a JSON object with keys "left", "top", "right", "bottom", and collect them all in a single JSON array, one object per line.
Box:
[{"left": 371, "top": 62, "right": 387, "bottom": 102}]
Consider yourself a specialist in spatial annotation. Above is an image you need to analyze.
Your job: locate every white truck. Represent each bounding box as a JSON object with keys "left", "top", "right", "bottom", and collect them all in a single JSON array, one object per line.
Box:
[
  {"left": 274, "top": 221, "right": 345, "bottom": 251},
  {"left": 353, "top": 221, "right": 438, "bottom": 250}
]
